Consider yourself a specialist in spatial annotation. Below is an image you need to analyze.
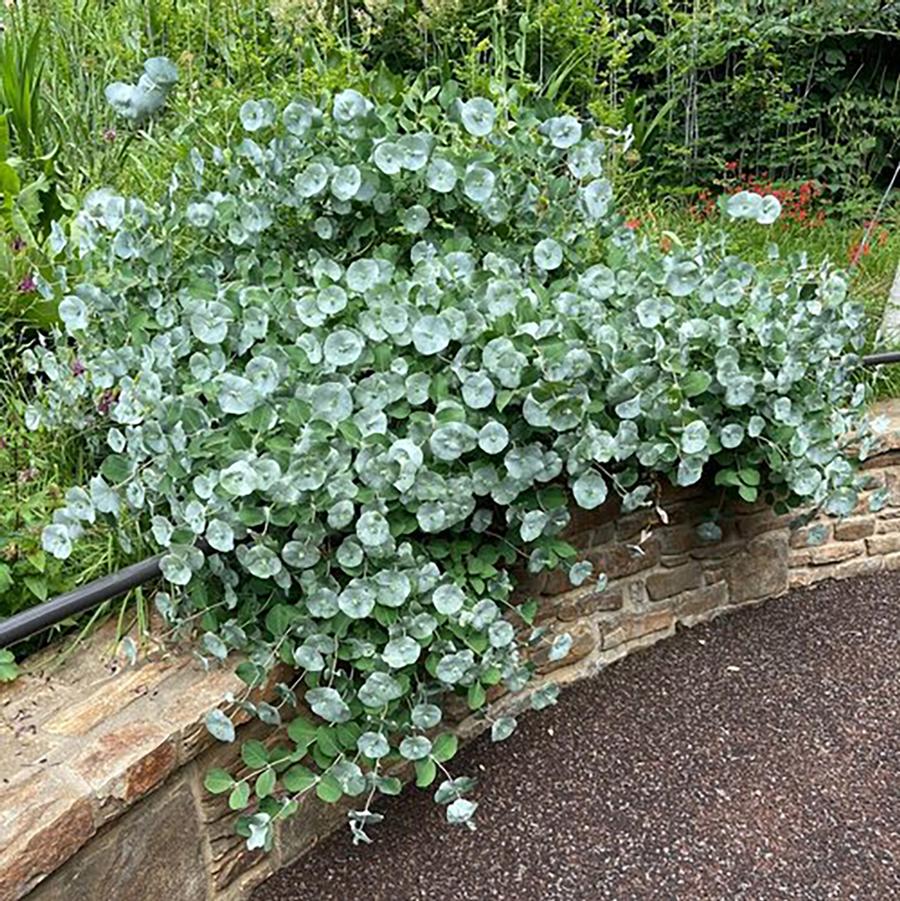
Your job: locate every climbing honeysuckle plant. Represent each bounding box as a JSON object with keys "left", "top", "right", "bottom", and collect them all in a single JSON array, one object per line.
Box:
[{"left": 27, "top": 83, "right": 875, "bottom": 848}]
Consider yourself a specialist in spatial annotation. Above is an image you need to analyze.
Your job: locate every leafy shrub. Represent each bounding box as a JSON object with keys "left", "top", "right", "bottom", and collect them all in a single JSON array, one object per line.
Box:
[
  {"left": 105, "top": 57, "right": 179, "bottom": 124},
  {"left": 27, "top": 83, "right": 871, "bottom": 847}
]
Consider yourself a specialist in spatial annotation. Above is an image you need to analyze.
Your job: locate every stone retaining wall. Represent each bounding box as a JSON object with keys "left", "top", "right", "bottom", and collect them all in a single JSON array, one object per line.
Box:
[{"left": 3, "top": 403, "right": 899, "bottom": 901}]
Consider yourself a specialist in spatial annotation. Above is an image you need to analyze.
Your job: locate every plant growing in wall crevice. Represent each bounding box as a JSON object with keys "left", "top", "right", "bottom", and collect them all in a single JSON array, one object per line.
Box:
[{"left": 27, "top": 82, "right": 874, "bottom": 848}]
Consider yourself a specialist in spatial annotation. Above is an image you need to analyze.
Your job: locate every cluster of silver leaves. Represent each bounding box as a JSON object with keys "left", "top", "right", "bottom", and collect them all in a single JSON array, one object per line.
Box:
[{"left": 26, "top": 85, "right": 873, "bottom": 846}]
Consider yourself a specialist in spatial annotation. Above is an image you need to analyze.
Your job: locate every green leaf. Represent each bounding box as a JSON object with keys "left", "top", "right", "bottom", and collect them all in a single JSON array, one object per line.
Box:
[
  {"left": 0, "top": 650, "right": 19, "bottom": 683},
  {"left": 431, "top": 732, "right": 458, "bottom": 763},
  {"left": 204, "top": 768, "right": 236, "bottom": 794},
  {"left": 24, "top": 575, "right": 49, "bottom": 601},
  {"left": 415, "top": 757, "right": 437, "bottom": 787},
  {"left": 100, "top": 453, "right": 133, "bottom": 483},
  {"left": 316, "top": 773, "right": 343, "bottom": 804},
  {"left": 376, "top": 776, "right": 403, "bottom": 796},
  {"left": 228, "top": 781, "right": 251, "bottom": 811},
  {"left": 467, "top": 681, "right": 486, "bottom": 710},
  {"left": 282, "top": 765, "right": 316, "bottom": 794},
  {"left": 315, "top": 726, "right": 341, "bottom": 759},
  {"left": 681, "top": 371, "right": 712, "bottom": 397},
  {"left": 255, "top": 768, "right": 276, "bottom": 799},
  {"left": 241, "top": 740, "right": 269, "bottom": 770},
  {"left": 518, "top": 598, "right": 539, "bottom": 624}
]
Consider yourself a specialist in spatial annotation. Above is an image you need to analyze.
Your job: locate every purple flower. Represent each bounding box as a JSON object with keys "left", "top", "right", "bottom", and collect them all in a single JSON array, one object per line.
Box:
[
  {"left": 17, "top": 274, "right": 36, "bottom": 294},
  {"left": 97, "top": 390, "right": 116, "bottom": 415},
  {"left": 71, "top": 358, "right": 86, "bottom": 377},
  {"left": 103, "top": 128, "right": 117, "bottom": 143},
  {"left": 10, "top": 236, "right": 25, "bottom": 252}
]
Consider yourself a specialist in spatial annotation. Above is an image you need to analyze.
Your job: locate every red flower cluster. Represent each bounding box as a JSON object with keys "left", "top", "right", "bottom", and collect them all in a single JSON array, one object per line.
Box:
[
  {"left": 734, "top": 170, "right": 825, "bottom": 227},
  {"left": 848, "top": 220, "right": 890, "bottom": 265},
  {"left": 688, "top": 189, "right": 718, "bottom": 220},
  {"left": 689, "top": 162, "right": 828, "bottom": 228}
]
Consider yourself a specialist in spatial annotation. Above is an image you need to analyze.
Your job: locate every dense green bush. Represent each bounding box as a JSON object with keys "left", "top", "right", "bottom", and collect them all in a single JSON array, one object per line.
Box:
[
  {"left": 27, "top": 84, "right": 872, "bottom": 846},
  {"left": 319, "top": 0, "right": 900, "bottom": 200},
  {"left": 620, "top": 0, "right": 900, "bottom": 197}
]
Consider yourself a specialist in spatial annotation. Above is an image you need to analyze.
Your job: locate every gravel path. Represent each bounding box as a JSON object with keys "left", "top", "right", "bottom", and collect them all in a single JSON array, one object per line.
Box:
[{"left": 254, "top": 572, "right": 900, "bottom": 901}]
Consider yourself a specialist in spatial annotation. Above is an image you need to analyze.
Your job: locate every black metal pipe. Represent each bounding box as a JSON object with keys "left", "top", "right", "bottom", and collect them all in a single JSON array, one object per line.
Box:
[
  {"left": 0, "top": 553, "right": 163, "bottom": 648},
  {"left": 862, "top": 351, "right": 900, "bottom": 367}
]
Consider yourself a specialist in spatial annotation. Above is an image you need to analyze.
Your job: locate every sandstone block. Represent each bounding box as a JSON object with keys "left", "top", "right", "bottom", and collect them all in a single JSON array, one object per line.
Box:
[
  {"left": 832, "top": 556, "right": 883, "bottom": 581},
  {"left": 42, "top": 661, "right": 176, "bottom": 737},
  {"left": 875, "top": 510, "right": 900, "bottom": 533},
  {"left": 866, "top": 533, "right": 900, "bottom": 556},
  {"left": 602, "top": 609, "right": 675, "bottom": 650},
  {"left": 788, "top": 567, "right": 825, "bottom": 589},
  {"left": 646, "top": 562, "right": 702, "bottom": 601},
  {"left": 28, "top": 777, "right": 206, "bottom": 901},
  {"left": 833, "top": 518, "right": 875, "bottom": 541},
  {"left": 676, "top": 583, "right": 729, "bottom": 623},
  {"left": 556, "top": 586, "right": 624, "bottom": 622},
  {"left": 534, "top": 623, "right": 597, "bottom": 674},
  {"left": 657, "top": 524, "right": 699, "bottom": 555},
  {"left": 72, "top": 721, "right": 177, "bottom": 822},
  {"left": 725, "top": 530, "right": 789, "bottom": 603},
  {"left": 790, "top": 541, "right": 865, "bottom": 567},
  {"left": 0, "top": 768, "right": 95, "bottom": 900},
  {"left": 736, "top": 511, "right": 793, "bottom": 540},
  {"left": 588, "top": 537, "right": 659, "bottom": 580},
  {"left": 660, "top": 553, "right": 690, "bottom": 568},
  {"left": 613, "top": 509, "right": 655, "bottom": 540}
]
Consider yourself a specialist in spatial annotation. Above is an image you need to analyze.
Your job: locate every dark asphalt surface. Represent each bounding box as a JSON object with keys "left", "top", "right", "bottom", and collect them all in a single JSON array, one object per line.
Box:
[{"left": 254, "top": 573, "right": 900, "bottom": 901}]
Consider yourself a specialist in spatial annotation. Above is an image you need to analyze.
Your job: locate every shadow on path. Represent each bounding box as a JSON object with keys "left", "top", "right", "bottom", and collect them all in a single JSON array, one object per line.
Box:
[{"left": 254, "top": 572, "right": 900, "bottom": 901}]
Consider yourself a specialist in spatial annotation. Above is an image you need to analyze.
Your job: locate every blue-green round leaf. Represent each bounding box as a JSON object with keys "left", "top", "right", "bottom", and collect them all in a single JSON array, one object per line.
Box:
[
  {"left": 357, "top": 731, "right": 390, "bottom": 759},
  {"left": 399, "top": 735, "right": 432, "bottom": 761},
  {"left": 305, "top": 687, "right": 351, "bottom": 723},
  {"left": 572, "top": 470, "right": 608, "bottom": 509},
  {"left": 412, "top": 315, "right": 451, "bottom": 355},
  {"left": 432, "top": 583, "right": 465, "bottom": 615},
  {"left": 411, "top": 703, "right": 442, "bottom": 729},
  {"left": 544, "top": 115, "right": 582, "bottom": 149},
  {"left": 331, "top": 164, "right": 362, "bottom": 201},
  {"left": 533, "top": 238, "right": 563, "bottom": 271},
  {"left": 42, "top": 524, "right": 72, "bottom": 560},
  {"left": 426, "top": 158, "right": 457, "bottom": 193},
  {"left": 356, "top": 510, "right": 390, "bottom": 546},
  {"left": 240, "top": 99, "right": 274, "bottom": 132},
  {"left": 463, "top": 165, "right": 495, "bottom": 203},
  {"left": 338, "top": 580, "right": 376, "bottom": 618},
  {"left": 382, "top": 636, "right": 421, "bottom": 669},
  {"left": 459, "top": 97, "right": 496, "bottom": 136},
  {"left": 681, "top": 420, "right": 710, "bottom": 455},
  {"left": 401, "top": 204, "right": 430, "bottom": 234},
  {"left": 324, "top": 329, "right": 365, "bottom": 367}
]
